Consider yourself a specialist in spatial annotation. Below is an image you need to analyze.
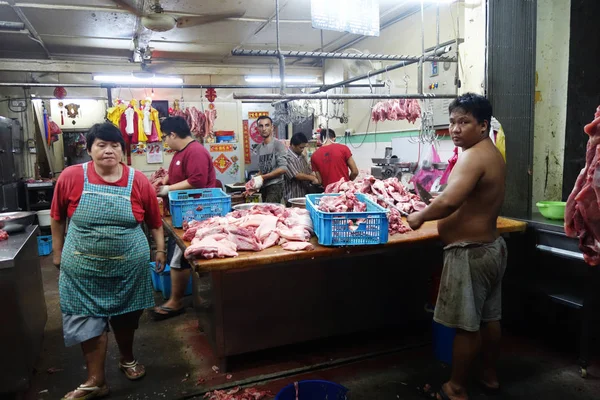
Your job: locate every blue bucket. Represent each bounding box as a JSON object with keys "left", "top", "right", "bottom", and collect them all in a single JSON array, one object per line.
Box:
[
  {"left": 433, "top": 320, "right": 456, "bottom": 365},
  {"left": 275, "top": 380, "right": 349, "bottom": 400}
]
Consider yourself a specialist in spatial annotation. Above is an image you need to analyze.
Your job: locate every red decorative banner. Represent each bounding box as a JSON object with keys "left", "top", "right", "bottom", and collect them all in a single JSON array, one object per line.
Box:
[
  {"left": 210, "top": 144, "right": 233, "bottom": 152},
  {"left": 248, "top": 111, "right": 269, "bottom": 119},
  {"left": 243, "top": 119, "right": 251, "bottom": 164},
  {"left": 213, "top": 153, "right": 232, "bottom": 174}
]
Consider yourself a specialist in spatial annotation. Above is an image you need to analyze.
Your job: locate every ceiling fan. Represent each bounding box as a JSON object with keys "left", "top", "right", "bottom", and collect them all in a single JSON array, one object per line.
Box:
[{"left": 111, "top": 0, "right": 245, "bottom": 32}]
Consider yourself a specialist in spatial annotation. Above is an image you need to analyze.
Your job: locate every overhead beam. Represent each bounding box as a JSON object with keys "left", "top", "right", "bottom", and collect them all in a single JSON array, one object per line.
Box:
[
  {"left": 6, "top": 0, "right": 52, "bottom": 59},
  {"left": 0, "top": 58, "right": 323, "bottom": 76}
]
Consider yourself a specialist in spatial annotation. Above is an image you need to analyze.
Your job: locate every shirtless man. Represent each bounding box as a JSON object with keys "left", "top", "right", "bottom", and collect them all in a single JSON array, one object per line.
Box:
[{"left": 407, "top": 93, "right": 506, "bottom": 400}]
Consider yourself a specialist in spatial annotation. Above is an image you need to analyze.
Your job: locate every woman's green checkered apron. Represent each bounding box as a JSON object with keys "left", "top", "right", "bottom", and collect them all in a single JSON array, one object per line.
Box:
[{"left": 59, "top": 163, "right": 153, "bottom": 316}]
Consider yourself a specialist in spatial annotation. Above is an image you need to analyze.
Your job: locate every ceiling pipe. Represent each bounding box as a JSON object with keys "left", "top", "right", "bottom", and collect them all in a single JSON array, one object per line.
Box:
[
  {"left": 6, "top": 0, "right": 52, "bottom": 59},
  {"left": 231, "top": 49, "right": 456, "bottom": 62},
  {"left": 272, "top": 46, "right": 456, "bottom": 106},
  {"left": 0, "top": 21, "right": 25, "bottom": 30},
  {"left": 275, "top": 0, "right": 285, "bottom": 95},
  {"left": 0, "top": 82, "right": 384, "bottom": 89},
  {"left": 233, "top": 93, "right": 457, "bottom": 100}
]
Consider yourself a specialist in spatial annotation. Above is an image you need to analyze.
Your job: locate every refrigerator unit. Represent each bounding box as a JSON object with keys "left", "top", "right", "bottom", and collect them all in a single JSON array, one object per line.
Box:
[{"left": 0, "top": 116, "right": 26, "bottom": 211}]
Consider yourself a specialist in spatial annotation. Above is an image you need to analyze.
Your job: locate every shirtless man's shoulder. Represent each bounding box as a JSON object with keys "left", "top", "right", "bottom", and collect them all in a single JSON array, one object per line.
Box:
[{"left": 438, "top": 139, "right": 505, "bottom": 244}]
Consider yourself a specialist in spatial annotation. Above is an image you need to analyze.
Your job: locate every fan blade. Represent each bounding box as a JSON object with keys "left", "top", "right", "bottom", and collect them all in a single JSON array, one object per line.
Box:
[
  {"left": 111, "top": 0, "right": 144, "bottom": 18},
  {"left": 176, "top": 11, "right": 245, "bottom": 28}
]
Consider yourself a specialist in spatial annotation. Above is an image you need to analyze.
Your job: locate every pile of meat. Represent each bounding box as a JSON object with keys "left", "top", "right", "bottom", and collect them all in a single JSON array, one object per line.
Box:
[
  {"left": 0, "top": 229, "right": 8, "bottom": 241},
  {"left": 317, "top": 192, "right": 366, "bottom": 212},
  {"left": 150, "top": 167, "right": 167, "bottom": 186},
  {"left": 244, "top": 179, "right": 259, "bottom": 195},
  {"left": 171, "top": 107, "right": 217, "bottom": 140},
  {"left": 325, "top": 176, "right": 427, "bottom": 235},
  {"left": 371, "top": 99, "right": 421, "bottom": 124},
  {"left": 183, "top": 204, "right": 315, "bottom": 259},
  {"left": 565, "top": 105, "right": 600, "bottom": 265},
  {"left": 204, "top": 386, "right": 272, "bottom": 400}
]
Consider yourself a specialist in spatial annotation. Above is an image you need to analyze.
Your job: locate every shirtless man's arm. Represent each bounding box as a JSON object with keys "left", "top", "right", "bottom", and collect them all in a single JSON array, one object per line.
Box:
[{"left": 407, "top": 150, "right": 483, "bottom": 230}]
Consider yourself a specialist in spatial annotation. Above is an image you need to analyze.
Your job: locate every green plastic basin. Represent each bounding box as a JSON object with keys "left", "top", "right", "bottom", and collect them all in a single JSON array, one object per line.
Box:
[{"left": 536, "top": 201, "right": 566, "bottom": 220}]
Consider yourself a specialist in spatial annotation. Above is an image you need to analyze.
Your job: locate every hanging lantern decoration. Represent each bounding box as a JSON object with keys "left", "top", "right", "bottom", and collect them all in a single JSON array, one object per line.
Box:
[
  {"left": 205, "top": 88, "right": 217, "bottom": 110},
  {"left": 54, "top": 86, "right": 67, "bottom": 99}
]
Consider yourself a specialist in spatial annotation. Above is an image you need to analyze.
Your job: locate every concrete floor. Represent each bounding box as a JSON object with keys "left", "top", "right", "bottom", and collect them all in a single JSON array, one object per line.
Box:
[{"left": 13, "top": 255, "right": 600, "bottom": 400}]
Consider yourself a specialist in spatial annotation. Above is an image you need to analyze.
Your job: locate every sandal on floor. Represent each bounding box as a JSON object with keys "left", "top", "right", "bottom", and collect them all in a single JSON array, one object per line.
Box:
[
  {"left": 477, "top": 380, "right": 501, "bottom": 395},
  {"left": 61, "top": 384, "right": 109, "bottom": 400},
  {"left": 119, "top": 359, "right": 146, "bottom": 380},
  {"left": 150, "top": 305, "right": 185, "bottom": 321},
  {"left": 437, "top": 387, "right": 451, "bottom": 400}
]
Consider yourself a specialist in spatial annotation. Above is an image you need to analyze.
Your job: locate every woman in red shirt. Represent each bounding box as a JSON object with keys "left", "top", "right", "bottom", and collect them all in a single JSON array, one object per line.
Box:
[{"left": 51, "top": 122, "right": 164, "bottom": 399}]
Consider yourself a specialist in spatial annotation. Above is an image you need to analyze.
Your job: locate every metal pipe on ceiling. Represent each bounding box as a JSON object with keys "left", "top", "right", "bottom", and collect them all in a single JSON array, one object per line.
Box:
[
  {"left": 272, "top": 48, "right": 457, "bottom": 106},
  {"left": 275, "top": 0, "right": 285, "bottom": 95},
  {"left": 0, "top": 83, "right": 100, "bottom": 87},
  {"left": 436, "top": 3, "right": 440, "bottom": 52},
  {"left": 0, "top": 21, "right": 25, "bottom": 30},
  {"left": 418, "top": 0, "right": 425, "bottom": 95},
  {"left": 6, "top": 0, "right": 52, "bottom": 59},
  {"left": 0, "top": 82, "right": 384, "bottom": 89},
  {"left": 233, "top": 93, "right": 457, "bottom": 100},
  {"left": 231, "top": 49, "right": 456, "bottom": 62}
]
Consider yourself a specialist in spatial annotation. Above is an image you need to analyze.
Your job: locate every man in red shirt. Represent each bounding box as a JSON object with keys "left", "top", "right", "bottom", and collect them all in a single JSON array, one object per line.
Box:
[
  {"left": 310, "top": 128, "right": 359, "bottom": 189},
  {"left": 152, "top": 116, "right": 216, "bottom": 320}
]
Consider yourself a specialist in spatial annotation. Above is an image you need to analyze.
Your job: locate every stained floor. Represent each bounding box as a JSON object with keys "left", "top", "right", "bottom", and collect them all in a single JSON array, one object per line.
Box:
[{"left": 9, "top": 255, "right": 600, "bottom": 400}]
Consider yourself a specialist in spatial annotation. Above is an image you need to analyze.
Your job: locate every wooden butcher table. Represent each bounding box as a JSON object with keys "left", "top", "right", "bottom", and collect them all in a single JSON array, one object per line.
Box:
[{"left": 163, "top": 216, "right": 526, "bottom": 370}]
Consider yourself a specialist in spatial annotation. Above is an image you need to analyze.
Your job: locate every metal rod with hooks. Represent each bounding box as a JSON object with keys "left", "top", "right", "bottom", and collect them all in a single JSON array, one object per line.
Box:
[
  {"left": 233, "top": 93, "right": 456, "bottom": 100},
  {"left": 231, "top": 49, "right": 456, "bottom": 62}
]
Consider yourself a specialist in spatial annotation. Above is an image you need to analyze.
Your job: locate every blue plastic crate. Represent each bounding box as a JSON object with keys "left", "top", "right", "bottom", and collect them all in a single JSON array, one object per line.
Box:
[
  {"left": 37, "top": 235, "right": 52, "bottom": 256},
  {"left": 149, "top": 262, "right": 192, "bottom": 300},
  {"left": 275, "top": 380, "right": 349, "bottom": 400},
  {"left": 168, "top": 188, "right": 231, "bottom": 228},
  {"left": 306, "top": 193, "right": 389, "bottom": 246}
]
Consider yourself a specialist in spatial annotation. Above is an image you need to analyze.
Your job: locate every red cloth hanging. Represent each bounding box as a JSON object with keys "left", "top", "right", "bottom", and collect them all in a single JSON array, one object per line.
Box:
[{"left": 119, "top": 112, "right": 132, "bottom": 165}]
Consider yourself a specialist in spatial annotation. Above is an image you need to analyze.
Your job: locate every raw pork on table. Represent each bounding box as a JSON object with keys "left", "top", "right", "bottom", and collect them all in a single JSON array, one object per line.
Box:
[
  {"left": 183, "top": 204, "right": 314, "bottom": 260},
  {"left": 565, "top": 105, "right": 600, "bottom": 265},
  {"left": 324, "top": 175, "right": 426, "bottom": 235}
]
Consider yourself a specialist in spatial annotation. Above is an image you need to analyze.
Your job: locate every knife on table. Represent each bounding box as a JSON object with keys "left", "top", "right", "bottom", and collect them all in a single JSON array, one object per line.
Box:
[{"left": 415, "top": 182, "right": 433, "bottom": 205}]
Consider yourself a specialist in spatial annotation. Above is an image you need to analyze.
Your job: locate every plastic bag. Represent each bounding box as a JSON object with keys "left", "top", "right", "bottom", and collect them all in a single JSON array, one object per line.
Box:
[
  {"left": 411, "top": 144, "right": 444, "bottom": 192},
  {"left": 440, "top": 147, "right": 459, "bottom": 186},
  {"left": 490, "top": 117, "right": 506, "bottom": 162}
]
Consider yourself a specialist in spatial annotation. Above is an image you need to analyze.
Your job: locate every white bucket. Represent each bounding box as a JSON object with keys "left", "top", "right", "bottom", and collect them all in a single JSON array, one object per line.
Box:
[{"left": 37, "top": 210, "right": 51, "bottom": 227}]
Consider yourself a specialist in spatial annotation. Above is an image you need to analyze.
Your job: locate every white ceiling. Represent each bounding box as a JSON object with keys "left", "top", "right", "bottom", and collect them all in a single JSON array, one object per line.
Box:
[{"left": 0, "top": 0, "right": 421, "bottom": 67}]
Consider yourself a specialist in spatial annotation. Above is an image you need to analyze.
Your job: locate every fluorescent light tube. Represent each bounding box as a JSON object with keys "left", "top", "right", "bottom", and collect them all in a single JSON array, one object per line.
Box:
[
  {"left": 93, "top": 74, "right": 183, "bottom": 85},
  {"left": 245, "top": 76, "right": 319, "bottom": 84}
]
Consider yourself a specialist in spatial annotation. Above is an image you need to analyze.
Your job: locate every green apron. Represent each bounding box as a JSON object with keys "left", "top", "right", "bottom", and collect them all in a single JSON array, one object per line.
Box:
[{"left": 59, "top": 162, "right": 153, "bottom": 317}]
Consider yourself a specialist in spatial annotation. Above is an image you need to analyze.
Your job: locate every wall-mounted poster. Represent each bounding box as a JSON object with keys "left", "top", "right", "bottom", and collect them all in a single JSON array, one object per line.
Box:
[{"left": 146, "top": 142, "right": 163, "bottom": 164}]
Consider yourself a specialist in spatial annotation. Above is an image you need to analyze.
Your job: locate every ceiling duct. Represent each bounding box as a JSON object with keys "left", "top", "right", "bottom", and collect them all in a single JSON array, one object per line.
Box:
[{"left": 0, "top": 21, "right": 25, "bottom": 30}]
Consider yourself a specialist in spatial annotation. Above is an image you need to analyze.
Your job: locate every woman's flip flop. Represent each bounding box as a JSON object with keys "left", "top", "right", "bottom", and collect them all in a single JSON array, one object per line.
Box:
[{"left": 119, "top": 359, "right": 146, "bottom": 380}]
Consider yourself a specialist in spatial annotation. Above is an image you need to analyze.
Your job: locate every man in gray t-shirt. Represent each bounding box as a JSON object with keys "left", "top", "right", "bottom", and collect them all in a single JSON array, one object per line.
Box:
[{"left": 256, "top": 116, "right": 287, "bottom": 203}]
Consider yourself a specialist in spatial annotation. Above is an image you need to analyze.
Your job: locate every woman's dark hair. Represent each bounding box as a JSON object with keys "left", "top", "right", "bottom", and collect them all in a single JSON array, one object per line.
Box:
[
  {"left": 320, "top": 128, "right": 336, "bottom": 142},
  {"left": 86, "top": 122, "right": 126, "bottom": 152},
  {"left": 161, "top": 116, "right": 192, "bottom": 139},
  {"left": 290, "top": 132, "right": 308, "bottom": 146},
  {"left": 448, "top": 93, "right": 493, "bottom": 132},
  {"left": 257, "top": 115, "right": 273, "bottom": 125}
]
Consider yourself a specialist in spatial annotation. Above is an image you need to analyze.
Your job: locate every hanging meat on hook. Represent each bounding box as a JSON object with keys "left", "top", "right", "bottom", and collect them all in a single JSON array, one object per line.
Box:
[{"left": 371, "top": 99, "right": 421, "bottom": 123}]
